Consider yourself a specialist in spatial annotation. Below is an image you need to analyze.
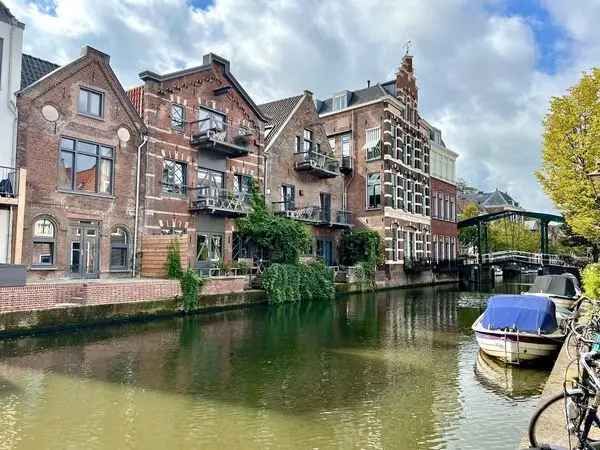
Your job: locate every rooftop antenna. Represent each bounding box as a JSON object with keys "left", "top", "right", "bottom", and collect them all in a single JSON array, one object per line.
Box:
[{"left": 404, "top": 40, "right": 412, "bottom": 56}]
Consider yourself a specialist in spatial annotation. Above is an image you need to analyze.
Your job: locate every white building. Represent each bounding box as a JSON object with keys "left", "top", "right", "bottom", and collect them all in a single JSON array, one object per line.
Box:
[{"left": 0, "top": 2, "right": 24, "bottom": 264}]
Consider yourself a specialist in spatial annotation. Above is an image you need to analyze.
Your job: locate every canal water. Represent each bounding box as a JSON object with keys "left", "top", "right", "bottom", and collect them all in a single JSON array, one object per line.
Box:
[{"left": 0, "top": 280, "right": 549, "bottom": 450}]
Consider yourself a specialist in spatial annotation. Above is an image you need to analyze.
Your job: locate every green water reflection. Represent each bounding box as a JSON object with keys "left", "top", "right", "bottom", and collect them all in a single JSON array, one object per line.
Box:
[{"left": 0, "top": 282, "right": 548, "bottom": 449}]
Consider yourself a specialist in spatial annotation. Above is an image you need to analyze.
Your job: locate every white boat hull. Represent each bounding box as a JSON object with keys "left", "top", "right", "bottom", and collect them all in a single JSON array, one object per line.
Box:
[{"left": 472, "top": 314, "right": 564, "bottom": 364}]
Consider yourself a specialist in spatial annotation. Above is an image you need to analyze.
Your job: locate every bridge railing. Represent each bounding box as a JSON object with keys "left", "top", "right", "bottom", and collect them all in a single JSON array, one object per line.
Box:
[{"left": 480, "top": 250, "right": 570, "bottom": 267}]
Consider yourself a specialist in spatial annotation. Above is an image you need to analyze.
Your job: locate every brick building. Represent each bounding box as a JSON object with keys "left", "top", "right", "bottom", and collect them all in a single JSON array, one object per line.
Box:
[
  {"left": 317, "top": 54, "right": 431, "bottom": 270},
  {"left": 127, "top": 53, "right": 268, "bottom": 272},
  {"left": 259, "top": 90, "right": 351, "bottom": 265},
  {"left": 423, "top": 121, "right": 458, "bottom": 262},
  {"left": 16, "top": 46, "right": 146, "bottom": 280}
]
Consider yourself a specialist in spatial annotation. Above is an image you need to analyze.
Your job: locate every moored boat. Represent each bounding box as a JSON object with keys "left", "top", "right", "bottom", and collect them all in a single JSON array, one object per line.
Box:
[
  {"left": 523, "top": 273, "right": 581, "bottom": 310},
  {"left": 472, "top": 294, "right": 565, "bottom": 364}
]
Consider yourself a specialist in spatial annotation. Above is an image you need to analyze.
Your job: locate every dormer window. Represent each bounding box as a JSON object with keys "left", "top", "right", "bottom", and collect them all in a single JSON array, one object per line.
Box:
[{"left": 333, "top": 93, "right": 348, "bottom": 111}]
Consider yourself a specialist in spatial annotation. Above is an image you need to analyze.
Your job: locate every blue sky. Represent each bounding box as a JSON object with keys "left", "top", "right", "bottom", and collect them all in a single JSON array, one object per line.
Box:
[{"left": 6, "top": 0, "right": 600, "bottom": 213}]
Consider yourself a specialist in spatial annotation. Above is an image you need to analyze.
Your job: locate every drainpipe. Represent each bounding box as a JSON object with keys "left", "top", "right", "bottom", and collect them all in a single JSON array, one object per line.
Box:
[{"left": 132, "top": 133, "right": 148, "bottom": 277}]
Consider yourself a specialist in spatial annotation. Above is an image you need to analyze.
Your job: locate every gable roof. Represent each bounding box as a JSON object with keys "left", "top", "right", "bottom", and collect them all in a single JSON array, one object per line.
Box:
[
  {"left": 0, "top": 1, "right": 24, "bottom": 27},
  {"left": 317, "top": 80, "right": 397, "bottom": 115},
  {"left": 18, "top": 46, "right": 146, "bottom": 134},
  {"left": 258, "top": 94, "right": 303, "bottom": 146},
  {"left": 483, "top": 190, "right": 520, "bottom": 208},
  {"left": 139, "top": 53, "right": 268, "bottom": 122},
  {"left": 21, "top": 54, "right": 59, "bottom": 90}
]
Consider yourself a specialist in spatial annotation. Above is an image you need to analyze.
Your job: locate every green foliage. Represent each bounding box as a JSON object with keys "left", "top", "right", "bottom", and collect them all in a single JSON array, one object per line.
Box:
[
  {"left": 583, "top": 263, "right": 600, "bottom": 300},
  {"left": 215, "top": 258, "right": 233, "bottom": 274},
  {"left": 458, "top": 202, "right": 480, "bottom": 250},
  {"left": 339, "top": 230, "right": 383, "bottom": 288},
  {"left": 166, "top": 239, "right": 183, "bottom": 279},
  {"left": 235, "top": 184, "right": 311, "bottom": 264},
  {"left": 180, "top": 268, "right": 204, "bottom": 312},
  {"left": 488, "top": 219, "right": 540, "bottom": 253},
  {"left": 537, "top": 69, "right": 600, "bottom": 246},
  {"left": 261, "top": 262, "right": 335, "bottom": 304}
]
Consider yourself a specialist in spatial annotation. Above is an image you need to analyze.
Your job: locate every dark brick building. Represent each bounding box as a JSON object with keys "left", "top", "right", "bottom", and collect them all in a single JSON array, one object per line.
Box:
[
  {"left": 127, "top": 53, "right": 268, "bottom": 272},
  {"left": 317, "top": 54, "right": 432, "bottom": 270},
  {"left": 17, "top": 46, "right": 146, "bottom": 280},
  {"left": 259, "top": 90, "right": 350, "bottom": 265}
]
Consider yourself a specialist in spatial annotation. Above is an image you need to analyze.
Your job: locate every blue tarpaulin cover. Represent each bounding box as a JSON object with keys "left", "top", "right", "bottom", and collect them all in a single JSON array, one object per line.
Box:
[{"left": 481, "top": 295, "right": 558, "bottom": 334}]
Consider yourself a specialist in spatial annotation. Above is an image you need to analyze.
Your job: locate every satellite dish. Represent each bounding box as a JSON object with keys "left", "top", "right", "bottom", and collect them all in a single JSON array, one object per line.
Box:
[
  {"left": 41, "top": 104, "right": 59, "bottom": 122},
  {"left": 117, "top": 127, "right": 131, "bottom": 142}
]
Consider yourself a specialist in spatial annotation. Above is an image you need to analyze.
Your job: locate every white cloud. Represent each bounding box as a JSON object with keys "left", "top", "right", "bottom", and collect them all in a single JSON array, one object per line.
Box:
[{"left": 6, "top": 0, "right": 599, "bottom": 212}]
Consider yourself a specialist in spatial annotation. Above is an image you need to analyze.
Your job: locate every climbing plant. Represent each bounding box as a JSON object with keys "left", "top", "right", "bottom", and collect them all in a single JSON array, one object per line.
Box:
[
  {"left": 235, "top": 183, "right": 311, "bottom": 264},
  {"left": 164, "top": 238, "right": 204, "bottom": 312},
  {"left": 339, "top": 230, "right": 383, "bottom": 287},
  {"left": 166, "top": 239, "right": 183, "bottom": 279},
  {"left": 261, "top": 261, "right": 335, "bottom": 304}
]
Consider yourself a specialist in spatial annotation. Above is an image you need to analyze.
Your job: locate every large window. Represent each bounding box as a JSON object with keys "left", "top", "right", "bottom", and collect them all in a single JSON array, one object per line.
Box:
[
  {"left": 365, "top": 127, "right": 381, "bottom": 160},
  {"left": 59, "top": 138, "right": 113, "bottom": 194},
  {"left": 110, "top": 227, "right": 129, "bottom": 271},
  {"left": 171, "top": 104, "right": 185, "bottom": 130},
  {"left": 197, "top": 168, "right": 224, "bottom": 199},
  {"left": 32, "top": 217, "right": 55, "bottom": 267},
  {"left": 367, "top": 173, "right": 381, "bottom": 208},
  {"left": 234, "top": 174, "right": 253, "bottom": 196},
  {"left": 333, "top": 94, "right": 347, "bottom": 111},
  {"left": 303, "top": 129, "right": 312, "bottom": 152},
  {"left": 78, "top": 87, "right": 103, "bottom": 117},
  {"left": 162, "top": 159, "right": 187, "bottom": 195},
  {"left": 341, "top": 133, "right": 352, "bottom": 157},
  {"left": 281, "top": 184, "right": 295, "bottom": 210}
]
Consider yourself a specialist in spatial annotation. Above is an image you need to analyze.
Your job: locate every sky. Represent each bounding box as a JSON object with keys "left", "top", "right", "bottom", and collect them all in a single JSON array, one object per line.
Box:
[{"left": 6, "top": 0, "right": 600, "bottom": 213}]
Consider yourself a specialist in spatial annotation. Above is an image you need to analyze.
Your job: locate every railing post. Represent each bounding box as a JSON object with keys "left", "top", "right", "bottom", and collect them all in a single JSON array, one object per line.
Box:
[{"left": 13, "top": 168, "right": 26, "bottom": 265}]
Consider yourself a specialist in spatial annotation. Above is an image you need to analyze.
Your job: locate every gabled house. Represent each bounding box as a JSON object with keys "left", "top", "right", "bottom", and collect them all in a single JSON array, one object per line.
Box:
[
  {"left": 17, "top": 46, "right": 146, "bottom": 280},
  {"left": 128, "top": 53, "right": 268, "bottom": 272},
  {"left": 260, "top": 90, "right": 350, "bottom": 266}
]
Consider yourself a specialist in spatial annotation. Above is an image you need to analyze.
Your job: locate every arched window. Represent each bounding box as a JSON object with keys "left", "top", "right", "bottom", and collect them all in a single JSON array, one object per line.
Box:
[
  {"left": 32, "top": 217, "right": 56, "bottom": 266},
  {"left": 110, "top": 226, "right": 129, "bottom": 271}
]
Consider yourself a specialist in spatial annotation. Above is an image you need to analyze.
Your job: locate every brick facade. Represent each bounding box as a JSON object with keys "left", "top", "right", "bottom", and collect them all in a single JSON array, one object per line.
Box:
[
  {"left": 129, "top": 53, "right": 267, "bottom": 269},
  {"left": 431, "top": 177, "right": 458, "bottom": 261},
  {"left": 319, "top": 55, "right": 432, "bottom": 268},
  {"left": 263, "top": 92, "right": 348, "bottom": 265},
  {"left": 16, "top": 46, "right": 145, "bottom": 281}
]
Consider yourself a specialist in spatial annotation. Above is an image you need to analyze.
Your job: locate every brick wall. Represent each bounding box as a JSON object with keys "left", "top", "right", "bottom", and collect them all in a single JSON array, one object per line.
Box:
[{"left": 0, "top": 277, "right": 251, "bottom": 313}]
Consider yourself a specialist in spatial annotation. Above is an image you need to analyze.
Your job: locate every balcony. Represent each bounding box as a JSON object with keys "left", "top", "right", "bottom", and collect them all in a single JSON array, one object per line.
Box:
[
  {"left": 0, "top": 166, "right": 20, "bottom": 206},
  {"left": 330, "top": 210, "right": 353, "bottom": 228},
  {"left": 190, "top": 118, "right": 254, "bottom": 157},
  {"left": 273, "top": 202, "right": 352, "bottom": 228},
  {"left": 294, "top": 150, "right": 339, "bottom": 178},
  {"left": 190, "top": 188, "right": 250, "bottom": 217},
  {"left": 340, "top": 156, "right": 353, "bottom": 175}
]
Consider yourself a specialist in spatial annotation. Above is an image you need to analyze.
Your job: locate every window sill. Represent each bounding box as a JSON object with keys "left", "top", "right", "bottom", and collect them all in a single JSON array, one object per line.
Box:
[
  {"left": 57, "top": 190, "right": 115, "bottom": 199},
  {"left": 366, "top": 207, "right": 382, "bottom": 211},
  {"left": 78, "top": 112, "right": 105, "bottom": 122},
  {"left": 30, "top": 266, "right": 57, "bottom": 271},
  {"left": 161, "top": 193, "right": 187, "bottom": 200},
  {"left": 109, "top": 268, "right": 130, "bottom": 273}
]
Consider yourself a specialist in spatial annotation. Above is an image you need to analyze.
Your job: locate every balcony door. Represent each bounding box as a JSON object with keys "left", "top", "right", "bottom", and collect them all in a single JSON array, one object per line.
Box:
[
  {"left": 69, "top": 221, "right": 100, "bottom": 278},
  {"left": 280, "top": 184, "right": 295, "bottom": 211},
  {"left": 320, "top": 192, "right": 331, "bottom": 223},
  {"left": 317, "top": 239, "right": 334, "bottom": 266},
  {"left": 198, "top": 107, "right": 226, "bottom": 134},
  {"left": 197, "top": 168, "right": 224, "bottom": 201}
]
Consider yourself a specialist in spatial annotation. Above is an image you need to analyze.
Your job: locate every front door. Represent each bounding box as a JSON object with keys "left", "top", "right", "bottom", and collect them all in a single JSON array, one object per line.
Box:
[
  {"left": 69, "top": 222, "right": 100, "bottom": 278},
  {"left": 317, "top": 239, "right": 334, "bottom": 266},
  {"left": 196, "top": 232, "right": 224, "bottom": 274}
]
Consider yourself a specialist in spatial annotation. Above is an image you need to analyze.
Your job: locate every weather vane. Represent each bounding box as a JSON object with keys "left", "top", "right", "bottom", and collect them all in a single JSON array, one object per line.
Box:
[{"left": 404, "top": 40, "right": 412, "bottom": 56}]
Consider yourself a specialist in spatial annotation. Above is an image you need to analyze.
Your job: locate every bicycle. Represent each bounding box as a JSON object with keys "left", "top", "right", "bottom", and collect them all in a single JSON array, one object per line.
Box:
[{"left": 529, "top": 351, "right": 600, "bottom": 449}]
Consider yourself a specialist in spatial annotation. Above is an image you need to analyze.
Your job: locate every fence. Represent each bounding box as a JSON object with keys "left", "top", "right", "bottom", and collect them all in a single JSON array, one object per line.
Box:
[{"left": 140, "top": 235, "right": 189, "bottom": 278}]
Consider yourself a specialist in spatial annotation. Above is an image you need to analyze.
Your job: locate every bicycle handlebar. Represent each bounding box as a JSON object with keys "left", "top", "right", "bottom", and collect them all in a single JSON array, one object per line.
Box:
[{"left": 581, "top": 351, "right": 600, "bottom": 390}]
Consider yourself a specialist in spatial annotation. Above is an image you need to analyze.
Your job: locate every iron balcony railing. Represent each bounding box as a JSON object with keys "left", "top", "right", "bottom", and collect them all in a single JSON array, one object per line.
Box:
[
  {"left": 190, "top": 117, "right": 256, "bottom": 156},
  {"left": 294, "top": 149, "right": 340, "bottom": 177},
  {"left": 0, "top": 166, "right": 18, "bottom": 198},
  {"left": 340, "top": 155, "right": 353, "bottom": 173},
  {"left": 366, "top": 141, "right": 382, "bottom": 160},
  {"left": 190, "top": 187, "right": 251, "bottom": 216},
  {"left": 273, "top": 202, "right": 352, "bottom": 228}
]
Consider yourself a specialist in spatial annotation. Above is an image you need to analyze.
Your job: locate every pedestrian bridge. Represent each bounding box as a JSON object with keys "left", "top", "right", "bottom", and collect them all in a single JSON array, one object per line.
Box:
[{"left": 479, "top": 251, "right": 571, "bottom": 267}]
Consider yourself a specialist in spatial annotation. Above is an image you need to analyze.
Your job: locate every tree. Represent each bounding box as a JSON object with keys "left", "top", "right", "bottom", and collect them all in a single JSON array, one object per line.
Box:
[
  {"left": 458, "top": 202, "right": 480, "bottom": 252},
  {"left": 488, "top": 219, "right": 539, "bottom": 253},
  {"left": 553, "top": 223, "right": 600, "bottom": 261},
  {"left": 537, "top": 69, "right": 600, "bottom": 248}
]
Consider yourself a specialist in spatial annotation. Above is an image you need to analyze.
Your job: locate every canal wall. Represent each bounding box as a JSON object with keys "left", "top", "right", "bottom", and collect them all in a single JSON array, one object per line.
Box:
[{"left": 0, "top": 272, "right": 459, "bottom": 338}]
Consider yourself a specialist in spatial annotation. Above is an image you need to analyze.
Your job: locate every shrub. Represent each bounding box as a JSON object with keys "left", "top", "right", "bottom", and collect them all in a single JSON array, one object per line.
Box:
[
  {"left": 339, "top": 230, "right": 383, "bottom": 288},
  {"left": 583, "top": 263, "right": 600, "bottom": 300},
  {"left": 235, "top": 184, "right": 311, "bottom": 264},
  {"left": 261, "top": 262, "right": 334, "bottom": 304},
  {"left": 180, "top": 268, "right": 204, "bottom": 312},
  {"left": 166, "top": 239, "right": 183, "bottom": 279}
]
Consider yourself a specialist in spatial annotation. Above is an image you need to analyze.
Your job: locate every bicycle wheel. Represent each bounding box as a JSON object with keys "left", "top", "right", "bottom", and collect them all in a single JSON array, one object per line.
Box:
[{"left": 529, "top": 391, "right": 600, "bottom": 448}]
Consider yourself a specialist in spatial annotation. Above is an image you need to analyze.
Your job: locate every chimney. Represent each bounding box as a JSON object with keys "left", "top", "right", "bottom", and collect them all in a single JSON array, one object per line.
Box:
[{"left": 367, "top": 80, "right": 371, "bottom": 88}]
